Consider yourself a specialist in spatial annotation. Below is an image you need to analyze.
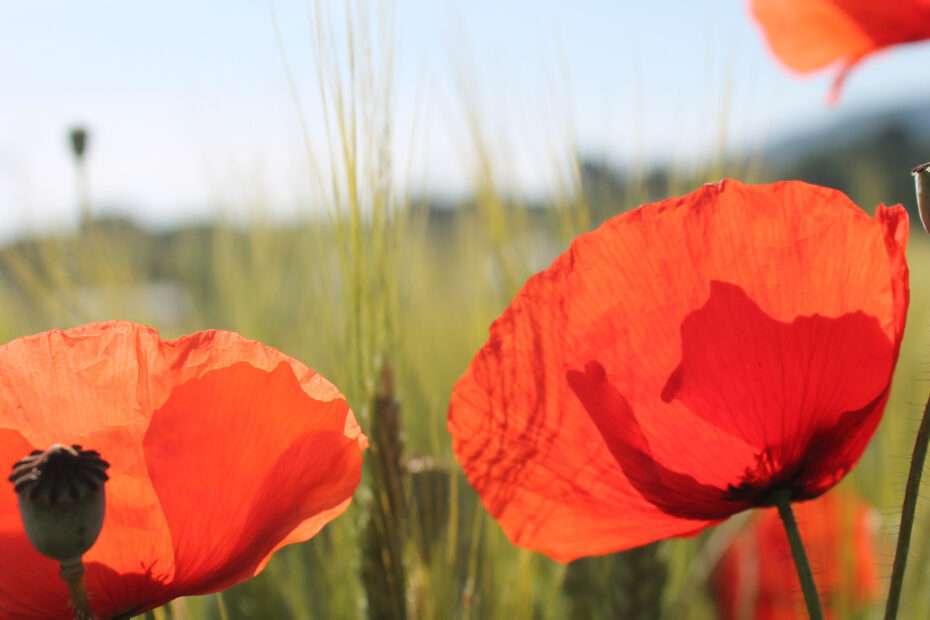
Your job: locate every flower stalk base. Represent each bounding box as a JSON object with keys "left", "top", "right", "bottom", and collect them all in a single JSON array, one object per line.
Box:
[
  {"left": 60, "top": 557, "right": 95, "bottom": 620},
  {"left": 773, "top": 490, "right": 824, "bottom": 620}
]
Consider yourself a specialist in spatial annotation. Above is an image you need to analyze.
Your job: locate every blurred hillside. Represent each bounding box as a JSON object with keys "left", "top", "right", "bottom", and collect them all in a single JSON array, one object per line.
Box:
[
  {"left": 0, "top": 97, "right": 925, "bottom": 339},
  {"left": 765, "top": 98, "right": 928, "bottom": 216},
  {"left": 581, "top": 97, "right": 928, "bottom": 225}
]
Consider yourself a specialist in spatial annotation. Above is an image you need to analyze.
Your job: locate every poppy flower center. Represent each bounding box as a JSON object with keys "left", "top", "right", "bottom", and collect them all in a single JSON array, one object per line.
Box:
[
  {"left": 8, "top": 443, "right": 110, "bottom": 563},
  {"left": 10, "top": 444, "right": 109, "bottom": 503},
  {"left": 724, "top": 448, "right": 793, "bottom": 505}
]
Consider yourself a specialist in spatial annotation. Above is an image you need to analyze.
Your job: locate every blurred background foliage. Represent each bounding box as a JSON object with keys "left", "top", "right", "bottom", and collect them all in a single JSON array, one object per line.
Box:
[
  {"left": 4, "top": 3, "right": 930, "bottom": 620},
  {"left": 1, "top": 101, "right": 924, "bottom": 620}
]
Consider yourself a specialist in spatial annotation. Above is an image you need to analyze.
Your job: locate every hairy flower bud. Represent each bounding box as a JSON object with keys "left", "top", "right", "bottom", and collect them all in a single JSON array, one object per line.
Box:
[
  {"left": 912, "top": 162, "right": 930, "bottom": 234},
  {"left": 69, "top": 127, "right": 89, "bottom": 162}
]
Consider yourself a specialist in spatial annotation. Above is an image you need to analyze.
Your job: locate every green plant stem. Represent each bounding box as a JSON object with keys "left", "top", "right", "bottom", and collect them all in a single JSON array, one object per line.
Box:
[
  {"left": 773, "top": 490, "right": 824, "bottom": 620},
  {"left": 884, "top": 394, "right": 930, "bottom": 620},
  {"left": 59, "top": 557, "right": 95, "bottom": 620}
]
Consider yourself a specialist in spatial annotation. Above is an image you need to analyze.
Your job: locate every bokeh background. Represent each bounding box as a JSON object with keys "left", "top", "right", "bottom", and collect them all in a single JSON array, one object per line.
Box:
[{"left": 3, "top": 1, "right": 930, "bottom": 618}]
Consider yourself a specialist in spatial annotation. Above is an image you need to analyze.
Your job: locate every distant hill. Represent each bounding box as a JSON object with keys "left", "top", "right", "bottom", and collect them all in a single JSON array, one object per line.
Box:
[
  {"left": 2, "top": 96, "right": 927, "bottom": 295},
  {"left": 762, "top": 99, "right": 930, "bottom": 170},
  {"left": 577, "top": 97, "right": 930, "bottom": 223},
  {"left": 764, "top": 103, "right": 928, "bottom": 218}
]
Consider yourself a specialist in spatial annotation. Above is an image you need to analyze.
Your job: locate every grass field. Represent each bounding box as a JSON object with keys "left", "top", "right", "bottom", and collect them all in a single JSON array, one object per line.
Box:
[
  {"left": 5, "top": 164, "right": 930, "bottom": 620},
  {"left": 6, "top": 3, "right": 930, "bottom": 619}
]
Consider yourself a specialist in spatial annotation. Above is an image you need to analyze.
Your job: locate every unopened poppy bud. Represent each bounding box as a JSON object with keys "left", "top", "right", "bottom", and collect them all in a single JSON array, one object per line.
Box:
[
  {"left": 69, "top": 127, "right": 89, "bottom": 162},
  {"left": 912, "top": 162, "right": 930, "bottom": 234},
  {"left": 9, "top": 444, "right": 108, "bottom": 562}
]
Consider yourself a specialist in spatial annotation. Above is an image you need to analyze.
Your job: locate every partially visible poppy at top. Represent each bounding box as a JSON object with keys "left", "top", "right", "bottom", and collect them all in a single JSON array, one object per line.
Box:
[
  {"left": 751, "top": 0, "right": 930, "bottom": 101},
  {"left": 713, "top": 491, "right": 880, "bottom": 620},
  {"left": 448, "top": 179, "right": 908, "bottom": 562},
  {"left": 0, "top": 321, "right": 366, "bottom": 620}
]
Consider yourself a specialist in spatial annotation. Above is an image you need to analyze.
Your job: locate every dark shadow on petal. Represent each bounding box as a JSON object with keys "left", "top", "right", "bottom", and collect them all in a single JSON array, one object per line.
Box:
[
  {"left": 795, "top": 387, "right": 890, "bottom": 500},
  {"left": 0, "top": 535, "right": 70, "bottom": 619},
  {"left": 0, "top": 534, "right": 171, "bottom": 620},
  {"left": 567, "top": 361, "right": 741, "bottom": 520},
  {"left": 659, "top": 280, "right": 893, "bottom": 471},
  {"left": 85, "top": 560, "right": 172, "bottom": 620}
]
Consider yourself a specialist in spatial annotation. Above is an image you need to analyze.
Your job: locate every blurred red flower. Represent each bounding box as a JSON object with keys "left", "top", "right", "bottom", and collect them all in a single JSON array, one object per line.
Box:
[
  {"left": 713, "top": 491, "right": 880, "bottom": 620},
  {"left": 448, "top": 180, "right": 908, "bottom": 562},
  {"left": 751, "top": 0, "right": 930, "bottom": 101},
  {"left": 0, "top": 322, "right": 366, "bottom": 619}
]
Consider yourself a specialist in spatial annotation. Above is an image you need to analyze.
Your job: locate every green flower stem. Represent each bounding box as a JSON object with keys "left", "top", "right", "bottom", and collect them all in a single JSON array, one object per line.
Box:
[
  {"left": 773, "top": 489, "right": 824, "bottom": 620},
  {"left": 59, "top": 557, "right": 95, "bottom": 620},
  {"left": 889, "top": 165, "right": 930, "bottom": 619},
  {"left": 884, "top": 394, "right": 930, "bottom": 620}
]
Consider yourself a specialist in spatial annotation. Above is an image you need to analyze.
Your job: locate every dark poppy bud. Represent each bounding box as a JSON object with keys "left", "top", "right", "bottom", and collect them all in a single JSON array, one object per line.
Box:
[
  {"left": 912, "top": 162, "right": 930, "bottom": 234},
  {"left": 69, "top": 127, "right": 89, "bottom": 162},
  {"left": 9, "top": 444, "right": 108, "bottom": 562}
]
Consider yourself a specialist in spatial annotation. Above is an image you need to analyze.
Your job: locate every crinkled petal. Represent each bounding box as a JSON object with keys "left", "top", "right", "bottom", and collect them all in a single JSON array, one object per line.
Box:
[
  {"left": 141, "top": 362, "right": 362, "bottom": 603},
  {"left": 0, "top": 322, "right": 364, "bottom": 619},
  {"left": 448, "top": 180, "right": 907, "bottom": 561}
]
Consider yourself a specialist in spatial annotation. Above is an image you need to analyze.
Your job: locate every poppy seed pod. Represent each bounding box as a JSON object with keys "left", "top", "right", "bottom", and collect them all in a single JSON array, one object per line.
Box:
[
  {"left": 9, "top": 444, "right": 109, "bottom": 562},
  {"left": 68, "top": 127, "right": 88, "bottom": 162}
]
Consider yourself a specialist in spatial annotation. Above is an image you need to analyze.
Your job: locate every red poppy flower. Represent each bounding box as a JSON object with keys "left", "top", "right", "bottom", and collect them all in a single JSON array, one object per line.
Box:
[
  {"left": 751, "top": 0, "right": 930, "bottom": 101},
  {"left": 0, "top": 321, "right": 366, "bottom": 619},
  {"left": 448, "top": 179, "right": 908, "bottom": 562},
  {"left": 712, "top": 491, "right": 880, "bottom": 620}
]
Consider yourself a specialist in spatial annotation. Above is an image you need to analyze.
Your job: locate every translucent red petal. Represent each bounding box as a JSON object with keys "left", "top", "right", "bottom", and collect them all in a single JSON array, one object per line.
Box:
[
  {"left": 448, "top": 179, "right": 908, "bottom": 561},
  {"left": 0, "top": 322, "right": 365, "bottom": 619},
  {"left": 751, "top": 0, "right": 930, "bottom": 100}
]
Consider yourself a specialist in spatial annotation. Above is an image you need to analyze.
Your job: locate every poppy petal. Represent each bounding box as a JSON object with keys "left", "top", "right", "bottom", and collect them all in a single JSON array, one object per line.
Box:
[
  {"left": 142, "top": 361, "right": 362, "bottom": 599},
  {"left": 751, "top": 0, "right": 930, "bottom": 99},
  {"left": 567, "top": 361, "right": 738, "bottom": 520},
  {"left": 449, "top": 180, "right": 907, "bottom": 560},
  {"left": 659, "top": 280, "right": 894, "bottom": 497},
  {"left": 0, "top": 322, "right": 364, "bottom": 618}
]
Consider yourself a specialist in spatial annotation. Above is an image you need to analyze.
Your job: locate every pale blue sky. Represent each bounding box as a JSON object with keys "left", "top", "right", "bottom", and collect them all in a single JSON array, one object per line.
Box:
[{"left": 1, "top": 1, "right": 929, "bottom": 236}]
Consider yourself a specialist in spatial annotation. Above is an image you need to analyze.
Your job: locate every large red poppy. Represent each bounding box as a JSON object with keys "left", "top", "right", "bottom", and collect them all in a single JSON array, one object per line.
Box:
[
  {"left": 713, "top": 491, "right": 880, "bottom": 620},
  {"left": 0, "top": 321, "right": 366, "bottom": 619},
  {"left": 751, "top": 0, "right": 930, "bottom": 100},
  {"left": 448, "top": 179, "right": 908, "bottom": 562}
]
